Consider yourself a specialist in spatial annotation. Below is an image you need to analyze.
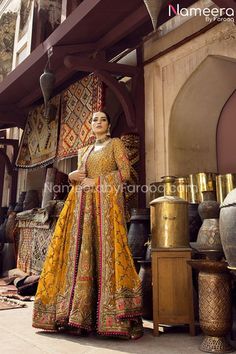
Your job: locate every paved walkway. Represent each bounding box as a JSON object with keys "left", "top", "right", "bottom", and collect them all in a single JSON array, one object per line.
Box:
[{"left": 0, "top": 302, "right": 235, "bottom": 354}]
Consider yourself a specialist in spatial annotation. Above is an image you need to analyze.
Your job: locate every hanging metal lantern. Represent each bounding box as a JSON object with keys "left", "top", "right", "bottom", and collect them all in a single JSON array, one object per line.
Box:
[
  {"left": 40, "top": 68, "right": 55, "bottom": 116},
  {"left": 143, "top": 0, "right": 167, "bottom": 30}
]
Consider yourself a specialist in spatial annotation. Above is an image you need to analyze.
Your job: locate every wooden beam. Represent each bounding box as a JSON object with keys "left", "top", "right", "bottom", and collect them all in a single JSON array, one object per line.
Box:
[
  {"left": 53, "top": 43, "right": 97, "bottom": 55},
  {"left": 95, "top": 70, "right": 136, "bottom": 130},
  {"left": 143, "top": 20, "right": 220, "bottom": 66},
  {"left": 0, "top": 139, "right": 19, "bottom": 147},
  {"left": 64, "top": 55, "right": 139, "bottom": 76},
  {"left": 0, "top": 0, "right": 104, "bottom": 97},
  {"left": 46, "top": 0, "right": 104, "bottom": 48},
  {"left": 0, "top": 110, "right": 26, "bottom": 128},
  {"left": 96, "top": 5, "right": 149, "bottom": 51}
]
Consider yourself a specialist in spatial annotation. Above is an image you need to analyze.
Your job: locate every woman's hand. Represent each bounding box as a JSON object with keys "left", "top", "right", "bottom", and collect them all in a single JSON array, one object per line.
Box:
[
  {"left": 68, "top": 170, "right": 86, "bottom": 184},
  {"left": 80, "top": 178, "right": 96, "bottom": 189}
]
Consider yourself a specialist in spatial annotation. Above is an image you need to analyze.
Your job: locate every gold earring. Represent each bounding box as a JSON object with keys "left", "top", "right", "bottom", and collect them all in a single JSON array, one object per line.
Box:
[{"left": 106, "top": 127, "right": 111, "bottom": 136}]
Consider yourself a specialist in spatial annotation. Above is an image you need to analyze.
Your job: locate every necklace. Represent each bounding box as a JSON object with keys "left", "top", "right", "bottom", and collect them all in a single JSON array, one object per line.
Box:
[{"left": 95, "top": 136, "right": 110, "bottom": 145}]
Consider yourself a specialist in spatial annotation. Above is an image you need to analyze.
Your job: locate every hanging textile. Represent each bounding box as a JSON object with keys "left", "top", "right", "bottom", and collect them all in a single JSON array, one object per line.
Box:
[
  {"left": 57, "top": 74, "right": 104, "bottom": 160},
  {"left": 16, "top": 95, "right": 60, "bottom": 169}
]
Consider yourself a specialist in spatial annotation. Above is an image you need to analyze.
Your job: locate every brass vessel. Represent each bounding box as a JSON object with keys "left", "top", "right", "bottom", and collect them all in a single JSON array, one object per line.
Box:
[
  {"left": 176, "top": 177, "right": 188, "bottom": 201},
  {"left": 196, "top": 172, "right": 217, "bottom": 202},
  {"left": 188, "top": 173, "right": 217, "bottom": 203},
  {"left": 188, "top": 174, "right": 198, "bottom": 203},
  {"left": 216, "top": 175, "right": 227, "bottom": 204},
  {"left": 225, "top": 173, "right": 236, "bottom": 194},
  {"left": 150, "top": 196, "right": 189, "bottom": 248},
  {"left": 188, "top": 260, "right": 233, "bottom": 353},
  {"left": 161, "top": 175, "right": 176, "bottom": 196},
  {"left": 216, "top": 174, "right": 236, "bottom": 203}
]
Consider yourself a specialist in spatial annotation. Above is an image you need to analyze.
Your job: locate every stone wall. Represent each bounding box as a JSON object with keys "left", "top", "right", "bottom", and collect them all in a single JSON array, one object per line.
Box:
[{"left": 144, "top": 16, "right": 236, "bottom": 189}]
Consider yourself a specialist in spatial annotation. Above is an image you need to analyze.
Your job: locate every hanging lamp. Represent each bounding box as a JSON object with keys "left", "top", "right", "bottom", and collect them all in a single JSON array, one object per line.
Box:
[
  {"left": 39, "top": 47, "right": 55, "bottom": 117},
  {"left": 143, "top": 0, "right": 167, "bottom": 30}
]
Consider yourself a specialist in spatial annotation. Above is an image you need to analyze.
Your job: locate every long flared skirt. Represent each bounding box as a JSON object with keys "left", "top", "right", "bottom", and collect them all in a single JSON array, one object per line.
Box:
[{"left": 33, "top": 184, "right": 143, "bottom": 338}]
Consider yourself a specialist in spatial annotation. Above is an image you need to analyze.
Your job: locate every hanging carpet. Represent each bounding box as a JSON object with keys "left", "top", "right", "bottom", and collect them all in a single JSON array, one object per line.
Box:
[
  {"left": 16, "top": 95, "right": 60, "bottom": 169},
  {"left": 57, "top": 74, "right": 104, "bottom": 160}
]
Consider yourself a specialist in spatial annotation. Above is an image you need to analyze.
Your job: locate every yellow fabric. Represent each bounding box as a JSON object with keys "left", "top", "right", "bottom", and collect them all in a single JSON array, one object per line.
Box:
[{"left": 33, "top": 138, "right": 143, "bottom": 337}]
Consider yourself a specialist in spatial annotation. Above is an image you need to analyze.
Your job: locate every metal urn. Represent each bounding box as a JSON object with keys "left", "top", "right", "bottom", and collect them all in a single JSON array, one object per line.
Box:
[
  {"left": 150, "top": 195, "right": 189, "bottom": 248},
  {"left": 188, "top": 260, "right": 233, "bottom": 353},
  {"left": 192, "top": 191, "right": 223, "bottom": 259},
  {"left": 40, "top": 68, "right": 55, "bottom": 115},
  {"left": 143, "top": 0, "right": 169, "bottom": 30}
]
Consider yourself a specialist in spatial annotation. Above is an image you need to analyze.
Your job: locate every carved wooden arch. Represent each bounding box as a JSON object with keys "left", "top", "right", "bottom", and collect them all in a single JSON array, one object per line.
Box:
[
  {"left": 95, "top": 70, "right": 137, "bottom": 130},
  {"left": 63, "top": 55, "right": 138, "bottom": 130}
]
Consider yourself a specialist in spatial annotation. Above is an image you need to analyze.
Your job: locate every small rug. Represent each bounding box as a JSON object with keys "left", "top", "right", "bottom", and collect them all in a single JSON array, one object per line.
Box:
[
  {"left": 16, "top": 95, "right": 60, "bottom": 169},
  {"left": 0, "top": 296, "right": 27, "bottom": 311},
  {"left": 57, "top": 74, "right": 104, "bottom": 159},
  {"left": 17, "top": 227, "right": 33, "bottom": 274}
]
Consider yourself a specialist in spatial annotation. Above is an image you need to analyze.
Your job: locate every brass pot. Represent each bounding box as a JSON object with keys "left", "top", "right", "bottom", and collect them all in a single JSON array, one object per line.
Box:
[
  {"left": 161, "top": 175, "right": 176, "bottom": 196},
  {"left": 150, "top": 196, "right": 189, "bottom": 248},
  {"left": 216, "top": 175, "right": 227, "bottom": 204},
  {"left": 196, "top": 172, "right": 217, "bottom": 203},
  {"left": 188, "top": 260, "right": 233, "bottom": 353},
  {"left": 216, "top": 174, "right": 236, "bottom": 204},
  {"left": 176, "top": 176, "right": 188, "bottom": 201}
]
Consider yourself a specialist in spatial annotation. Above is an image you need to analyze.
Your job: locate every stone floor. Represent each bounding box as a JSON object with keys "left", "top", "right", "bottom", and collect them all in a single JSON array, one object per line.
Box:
[{"left": 0, "top": 302, "right": 235, "bottom": 354}]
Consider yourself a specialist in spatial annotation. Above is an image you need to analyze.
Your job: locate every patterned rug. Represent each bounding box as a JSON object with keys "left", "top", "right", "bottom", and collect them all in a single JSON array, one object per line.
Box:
[
  {"left": 16, "top": 95, "right": 60, "bottom": 169},
  {"left": 17, "top": 219, "right": 57, "bottom": 275},
  {"left": 0, "top": 296, "right": 27, "bottom": 310},
  {"left": 17, "top": 227, "right": 33, "bottom": 274},
  {"left": 57, "top": 74, "right": 104, "bottom": 159},
  {"left": 31, "top": 219, "right": 57, "bottom": 275}
]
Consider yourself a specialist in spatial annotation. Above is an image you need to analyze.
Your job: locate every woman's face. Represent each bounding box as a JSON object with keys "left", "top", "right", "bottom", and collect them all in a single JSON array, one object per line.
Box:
[{"left": 91, "top": 111, "right": 109, "bottom": 135}]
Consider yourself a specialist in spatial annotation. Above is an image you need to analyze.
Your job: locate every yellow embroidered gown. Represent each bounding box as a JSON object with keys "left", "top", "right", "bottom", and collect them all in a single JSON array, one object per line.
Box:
[{"left": 33, "top": 138, "right": 143, "bottom": 338}]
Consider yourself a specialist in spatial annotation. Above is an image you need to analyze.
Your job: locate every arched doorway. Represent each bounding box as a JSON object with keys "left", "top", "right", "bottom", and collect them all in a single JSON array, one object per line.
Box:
[{"left": 168, "top": 55, "right": 236, "bottom": 176}]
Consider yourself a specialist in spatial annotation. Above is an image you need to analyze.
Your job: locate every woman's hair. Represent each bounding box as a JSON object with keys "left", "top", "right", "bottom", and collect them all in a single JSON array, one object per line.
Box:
[
  {"left": 102, "top": 111, "right": 111, "bottom": 124},
  {"left": 92, "top": 110, "right": 111, "bottom": 124}
]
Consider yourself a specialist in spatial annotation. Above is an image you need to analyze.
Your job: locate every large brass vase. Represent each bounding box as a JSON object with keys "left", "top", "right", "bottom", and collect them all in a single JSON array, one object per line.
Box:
[
  {"left": 188, "top": 260, "right": 233, "bottom": 353},
  {"left": 188, "top": 173, "right": 217, "bottom": 203},
  {"left": 216, "top": 174, "right": 236, "bottom": 204},
  {"left": 150, "top": 196, "right": 189, "bottom": 248},
  {"left": 176, "top": 177, "right": 189, "bottom": 201}
]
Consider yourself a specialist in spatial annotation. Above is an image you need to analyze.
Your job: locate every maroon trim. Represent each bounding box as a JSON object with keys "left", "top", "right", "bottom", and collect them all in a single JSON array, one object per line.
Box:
[{"left": 96, "top": 176, "right": 102, "bottom": 331}]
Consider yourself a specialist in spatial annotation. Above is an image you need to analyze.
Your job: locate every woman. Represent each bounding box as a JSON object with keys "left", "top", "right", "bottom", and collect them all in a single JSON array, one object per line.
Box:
[{"left": 33, "top": 111, "right": 143, "bottom": 339}]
